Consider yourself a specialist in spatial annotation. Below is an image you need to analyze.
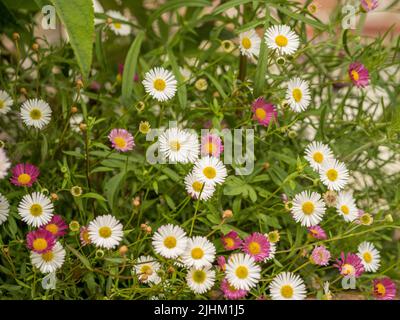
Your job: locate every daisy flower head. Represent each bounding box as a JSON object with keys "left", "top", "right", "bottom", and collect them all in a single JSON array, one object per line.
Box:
[
  {"left": 348, "top": 62, "right": 369, "bottom": 87},
  {"left": 336, "top": 191, "right": 358, "bottom": 222},
  {"left": 88, "top": 214, "right": 123, "bottom": 249},
  {"left": 238, "top": 29, "right": 261, "bottom": 58},
  {"left": 320, "top": 159, "right": 349, "bottom": 191},
  {"left": 221, "top": 231, "right": 242, "bottom": 251},
  {"left": 200, "top": 133, "right": 224, "bottom": 157},
  {"left": 360, "top": 0, "right": 378, "bottom": 12},
  {"left": 0, "top": 193, "right": 10, "bottom": 225},
  {"left": 80, "top": 226, "right": 91, "bottom": 246},
  {"left": 142, "top": 67, "right": 177, "bottom": 102},
  {"left": 134, "top": 255, "right": 161, "bottom": 284},
  {"left": 225, "top": 253, "right": 261, "bottom": 291},
  {"left": 106, "top": 10, "right": 131, "bottom": 36},
  {"left": 291, "top": 191, "right": 326, "bottom": 227},
  {"left": 0, "top": 148, "right": 11, "bottom": 179},
  {"left": 251, "top": 97, "right": 277, "bottom": 127},
  {"left": 220, "top": 278, "right": 248, "bottom": 300},
  {"left": 193, "top": 156, "right": 227, "bottom": 186},
  {"left": 152, "top": 224, "right": 188, "bottom": 259},
  {"left": 310, "top": 245, "right": 331, "bottom": 266},
  {"left": 0, "top": 90, "right": 13, "bottom": 115},
  {"left": 357, "top": 241, "right": 381, "bottom": 272},
  {"left": 307, "top": 225, "right": 327, "bottom": 240},
  {"left": 159, "top": 128, "right": 199, "bottom": 163},
  {"left": 186, "top": 266, "right": 215, "bottom": 295},
  {"left": 10, "top": 163, "right": 40, "bottom": 187},
  {"left": 181, "top": 236, "right": 216, "bottom": 269},
  {"left": 26, "top": 229, "right": 56, "bottom": 254},
  {"left": 269, "top": 272, "right": 307, "bottom": 300},
  {"left": 184, "top": 171, "right": 215, "bottom": 201},
  {"left": 373, "top": 277, "right": 397, "bottom": 300},
  {"left": 304, "top": 142, "right": 334, "bottom": 172},
  {"left": 20, "top": 98, "right": 52, "bottom": 129},
  {"left": 334, "top": 252, "right": 364, "bottom": 278},
  {"left": 108, "top": 128, "right": 135, "bottom": 152},
  {"left": 242, "top": 232, "right": 270, "bottom": 262},
  {"left": 18, "top": 192, "right": 54, "bottom": 227},
  {"left": 30, "top": 242, "right": 66, "bottom": 274},
  {"left": 265, "top": 24, "right": 300, "bottom": 55},
  {"left": 285, "top": 77, "right": 311, "bottom": 112},
  {"left": 40, "top": 215, "right": 68, "bottom": 238}
]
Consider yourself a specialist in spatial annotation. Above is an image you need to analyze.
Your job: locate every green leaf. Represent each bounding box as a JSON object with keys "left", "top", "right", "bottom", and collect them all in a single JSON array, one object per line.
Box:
[
  {"left": 273, "top": 5, "right": 325, "bottom": 30},
  {"left": 253, "top": 17, "right": 269, "bottom": 97},
  {"left": 121, "top": 31, "right": 145, "bottom": 106},
  {"left": 167, "top": 49, "right": 187, "bottom": 109},
  {"left": 213, "top": 0, "right": 260, "bottom": 16},
  {"left": 50, "top": 0, "right": 94, "bottom": 80},
  {"left": 104, "top": 171, "right": 126, "bottom": 209},
  {"left": 66, "top": 244, "right": 92, "bottom": 270},
  {"left": 81, "top": 192, "right": 107, "bottom": 202}
]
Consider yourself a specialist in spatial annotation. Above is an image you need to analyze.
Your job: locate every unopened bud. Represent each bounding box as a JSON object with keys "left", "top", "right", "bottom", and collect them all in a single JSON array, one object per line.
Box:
[
  {"left": 71, "top": 106, "right": 78, "bottom": 114},
  {"left": 79, "top": 123, "right": 87, "bottom": 132},
  {"left": 222, "top": 209, "right": 233, "bottom": 219},
  {"left": 12, "top": 32, "right": 20, "bottom": 41},
  {"left": 76, "top": 79, "right": 83, "bottom": 89},
  {"left": 50, "top": 193, "right": 59, "bottom": 201},
  {"left": 119, "top": 245, "right": 128, "bottom": 256},
  {"left": 145, "top": 226, "right": 152, "bottom": 234},
  {"left": 132, "top": 196, "right": 141, "bottom": 207},
  {"left": 385, "top": 214, "right": 393, "bottom": 223},
  {"left": 106, "top": 17, "right": 113, "bottom": 25},
  {"left": 262, "top": 162, "right": 270, "bottom": 170},
  {"left": 167, "top": 266, "right": 175, "bottom": 274},
  {"left": 19, "top": 87, "right": 27, "bottom": 95},
  {"left": 32, "top": 43, "right": 39, "bottom": 51}
]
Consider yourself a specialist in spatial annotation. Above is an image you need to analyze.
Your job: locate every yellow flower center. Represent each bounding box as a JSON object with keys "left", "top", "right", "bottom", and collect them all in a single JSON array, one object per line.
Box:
[
  {"left": 363, "top": 252, "right": 372, "bottom": 263},
  {"left": 114, "top": 22, "right": 122, "bottom": 29},
  {"left": 326, "top": 168, "right": 338, "bottom": 181},
  {"left": 313, "top": 151, "right": 324, "bottom": 163},
  {"left": 203, "top": 166, "right": 216, "bottom": 179},
  {"left": 17, "top": 173, "right": 31, "bottom": 185},
  {"left": 375, "top": 283, "right": 386, "bottom": 296},
  {"left": 292, "top": 88, "right": 303, "bottom": 102},
  {"left": 32, "top": 238, "right": 48, "bottom": 251},
  {"left": 169, "top": 140, "right": 181, "bottom": 151},
  {"left": 205, "top": 142, "right": 214, "bottom": 154},
  {"left": 235, "top": 266, "right": 248, "bottom": 279},
  {"left": 281, "top": 285, "right": 294, "bottom": 298},
  {"left": 255, "top": 108, "right": 267, "bottom": 120},
  {"left": 30, "top": 108, "right": 42, "bottom": 120},
  {"left": 30, "top": 204, "right": 43, "bottom": 217},
  {"left": 302, "top": 201, "right": 315, "bottom": 215},
  {"left": 45, "top": 223, "right": 59, "bottom": 235},
  {"left": 41, "top": 251, "right": 54, "bottom": 262},
  {"left": 98, "top": 226, "right": 112, "bottom": 238},
  {"left": 82, "top": 230, "right": 91, "bottom": 243},
  {"left": 360, "top": 214, "right": 373, "bottom": 225},
  {"left": 351, "top": 70, "right": 359, "bottom": 81},
  {"left": 224, "top": 237, "right": 235, "bottom": 248},
  {"left": 241, "top": 37, "right": 252, "bottom": 49},
  {"left": 153, "top": 78, "right": 166, "bottom": 91},
  {"left": 192, "top": 270, "right": 206, "bottom": 284},
  {"left": 139, "top": 122, "right": 150, "bottom": 134},
  {"left": 341, "top": 205, "right": 349, "bottom": 215},
  {"left": 342, "top": 263, "right": 355, "bottom": 276},
  {"left": 192, "top": 181, "right": 204, "bottom": 193},
  {"left": 163, "top": 236, "right": 177, "bottom": 249},
  {"left": 114, "top": 136, "right": 127, "bottom": 148},
  {"left": 191, "top": 247, "right": 204, "bottom": 260},
  {"left": 248, "top": 241, "right": 261, "bottom": 255},
  {"left": 140, "top": 265, "right": 153, "bottom": 275},
  {"left": 275, "top": 35, "right": 288, "bottom": 47},
  {"left": 0, "top": 100, "right": 4, "bottom": 109}
]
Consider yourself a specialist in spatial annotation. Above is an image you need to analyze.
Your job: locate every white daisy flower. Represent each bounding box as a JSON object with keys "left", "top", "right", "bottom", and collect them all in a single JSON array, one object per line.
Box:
[
  {"left": 304, "top": 141, "right": 334, "bottom": 172},
  {"left": 0, "top": 193, "right": 10, "bottom": 225},
  {"left": 336, "top": 191, "right": 358, "bottom": 222},
  {"left": 263, "top": 241, "right": 276, "bottom": 262},
  {"left": 142, "top": 67, "right": 177, "bottom": 102},
  {"left": 88, "top": 214, "right": 123, "bottom": 249},
  {"left": 320, "top": 159, "right": 349, "bottom": 191},
  {"left": 30, "top": 242, "right": 66, "bottom": 274},
  {"left": 186, "top": 266, "right": 215, "bottom": 295},
  {"left": 291, "top": 191, "right": 326, "bottom": 227},
  {"left": 357, "top": 241, "right": 381, "bottom": 272},
  {"left": 20, "top": 98, "right": 52, "bottom": 129},
  {"left": 238, "top": 29, "right": 261, "bottom": 58},
  {"left": 134, "top": 255, "right": 161, "bottom": 284},
  {"left": 0, "top": 90, "right": 13, "bottom": 115},
  {"left": 264, "top": 24, "right": 300, "bottom": 55},
  {"left": 0, "top": 148, "right": 11, "bottom": 179},
  {"left": 152, "top": 224, "right": 188, "bottom": 259},
  {"left": 193, "top": 156, "right": 227, "bottom": 186},
  {"left": 225, "top": 253, "right": 261, "bottom": 290},
  {"left": 159, "top": 128, "right": 199, "bottom": 163},
  {"left": 181, "top": 236, "right": 216, "bottom": 269},
  {"left": 184, "top": 172, "right": 215, "bottom": 201},
  {"left": 269, "top": 272, "right": 307, "bottom": 300},
  {"left": 18, "top": 192, "right": 54, "bottom": 227},
  {"left": 106, "top": 10, "right": 131, "bottom": 36},
  {"left": 69, "top": 114, "right": 84, "bottom": 133},
  {"left": 286, "top": 77, "right": 311, "bottom": 112}
]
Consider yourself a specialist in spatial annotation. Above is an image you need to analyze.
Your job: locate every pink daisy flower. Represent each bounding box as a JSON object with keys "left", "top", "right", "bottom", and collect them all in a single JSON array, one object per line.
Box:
[
  {"left": 251, "top": 97, "right": 277, "bottom": 127},
  {"left": 334, "top": 252, "right": 365, "bottom": 278},
  {"left": 108, "top": 129, "right": 135, "bottom": 152},
  {"left": 242, "top": 232, "right": 270, "bottom": 262},
  {"left": 348, "top": 62, "right": 369, "bottom": 88},
  {"left": 200, "top": 133, "right": 224, "bottom": 157},
  {"left": 80, "top": 226, "right": 92, "bottom": 246},
  {"left": 26, "top": 229, "right": 56, "bottom": 254},
  {"left": 373, "top": 277, "right": 397, "bottom": 300},
  {"left": 307, "top": 225, "right": 327, "bottom": 240},
  {"left": 217, "top": 256, "right": 226, "bottom": 271},
  {"left": 310, "top": 245, "right": 331, "bottom": 266},
  {"left": 40, "top": 215, "right": 68, "bottom": 237},
  {"left": 221, "top": 231, "right": 242, "bottom": 251},
  {"left": 220, "top": 278, "right": 248, "bottom": 300},
  {"left": 360, "top": 0, "right": 378, "bottom": 12},
  {"left": 10, "top": 163, "right": 40, "bottom": 187}
]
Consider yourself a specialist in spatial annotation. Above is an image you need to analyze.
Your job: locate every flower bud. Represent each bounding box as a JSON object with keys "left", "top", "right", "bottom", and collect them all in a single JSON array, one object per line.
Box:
[
  {"left": 50, "top": 193, "right": 59, "bottom": 201},
  {"left": 71, "top": 106, "right": 78, "bottom": 114},
  {"left": 222, "top": 209, "right": 233, "bottom": 219},
  {"left": 119, "top": 245, "right": 128, "bottom": 256},
  {"left": 69, "top": 220, "right": 80, "bottom": 232},
  {"left": 12, "top": 32, "right": 20, "bottom": 40},
  {"left": 32, "top": 43, "right": 39, "bottom": 51}
]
